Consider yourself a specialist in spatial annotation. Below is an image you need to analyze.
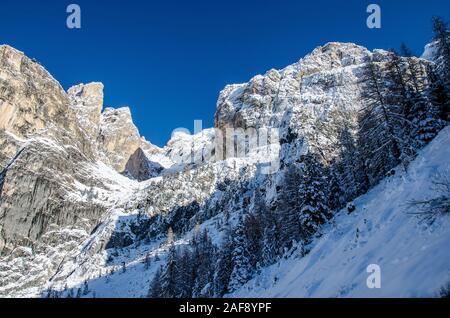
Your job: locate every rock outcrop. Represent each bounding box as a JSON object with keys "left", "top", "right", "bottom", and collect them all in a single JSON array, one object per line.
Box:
[
  {"left": 0, "top": 45, "right": 147, "bottom": 257},
  {"left": 68, "top": 82, "right": 104, "bottom": 144},
  {"left": 215, "top": 43, "right": 370, "bottom": 133},
  {"left": 123, "top": 147, "right": 164, "bottom": 181},
  {"left": 0, "top": 45, "right": 93, "bottom": 169}
]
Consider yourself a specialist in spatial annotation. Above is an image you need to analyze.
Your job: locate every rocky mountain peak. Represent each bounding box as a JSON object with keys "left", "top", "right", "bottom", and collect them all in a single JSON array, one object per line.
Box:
[
  {"left": 123, "top": 147, "right": 164, "bottom": 181},
  {"left": 68, "top": 82, "right": 104, "bottom": 112},
  {"left": 68, "top": 82, "right": 104, "bottom": 143},
  {"left": 298, "top": 42, "right": 371, "bottom": 75},
  {"left": 97, "top": 107, "right": 142, "bottom": 172},
  {"left": 214, "top": 42, "right": 373, "bottom": 136},
  {"left": 0, "top": 45, "right": 24, "bottom": 73}
]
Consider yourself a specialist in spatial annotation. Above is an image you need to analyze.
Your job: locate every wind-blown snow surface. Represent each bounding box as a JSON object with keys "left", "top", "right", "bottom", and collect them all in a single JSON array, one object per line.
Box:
[{"left": 233, "top": 126, "right": 450, "bottom": 298}]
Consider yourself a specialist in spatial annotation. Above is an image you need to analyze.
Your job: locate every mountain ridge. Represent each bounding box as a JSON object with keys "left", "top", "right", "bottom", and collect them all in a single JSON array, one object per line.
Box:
[{"left": 0, "top": 33, "right": 448, "bottom": 297}]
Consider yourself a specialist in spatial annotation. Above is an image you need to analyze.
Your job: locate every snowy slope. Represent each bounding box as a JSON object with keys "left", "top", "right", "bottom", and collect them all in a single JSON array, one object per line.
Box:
[
  {"left": 232, "top": 127, "right": 450, "bottom": 298},
  {"left": 28, "top": 127, "right": 449, "bottom": 299}
]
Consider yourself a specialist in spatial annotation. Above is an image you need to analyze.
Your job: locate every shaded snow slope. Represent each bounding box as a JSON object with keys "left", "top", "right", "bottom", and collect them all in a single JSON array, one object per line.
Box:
[{"left": 232, "top": 127, "right": 450, "bottom": 298}]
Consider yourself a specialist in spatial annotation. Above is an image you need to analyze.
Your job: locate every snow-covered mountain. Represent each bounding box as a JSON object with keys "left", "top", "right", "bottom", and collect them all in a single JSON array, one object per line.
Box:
[{"left": 0, "top": 27, "right": 449, "bottom": 298}]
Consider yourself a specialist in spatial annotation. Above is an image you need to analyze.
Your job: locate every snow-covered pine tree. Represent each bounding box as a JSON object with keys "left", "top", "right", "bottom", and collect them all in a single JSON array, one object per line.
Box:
[
  {"left": 159, "top": 244, "right": 179, "bottom": 297},
  {"left": 336, "top": 123, "right": 369, "bottom": 199},
  {"left": 175, "top": 248, "right": 194, "bottom": 298},
  {"left": 276, "top": 164, "right": 302, "bottom": 249},
  {"left": 328, "top": 162, "right": 345, "bottom": 211},
  {"left": 251, "top": 187, "right": 280, "bottom": 266},
  {"left": 243, "top": 212, "right": 263, "bottom": 270},
  {"left": 427, "top": 64, "right": 450, "bottom": 124},
  {"left": 82, "top": 281, "right": 89, "bottom": 295},
  {"left": 297, "top": 154, "right": 331, "bottom": 240},
  {"left": 261, "top": 221, "right": 279, "bottom": 267},
  {"left": 213, "top": 228, "right": 233, "bottom": 297},
  {"left": 144, "top": 252, "right": 151, "bottom": 270},
  {"left": 148, "top": 266, "right": 163, "bottom": 298},
  {"left": 432, "top": 17, "right": 450, "bottom": 78},
  {"left": 384, "top": 49, "right": 418, "bottom": 163},
  {"left": 431, "top": 17, "right": 450, "bottom": 122},
  {"left": 228, "top": 217, "right": 252, "bottom": 292},
  {"left": 400, "top": 45, "right": 443, "bottom": 147},
  {"left": 192, "top": 230, "right": 215, "bottom": 298},
  {"left": 409, "top": 91, "right": 443, "bottom": 146},
  {"left": 358, "top": 58, "right": 401, "bottom": 185}
]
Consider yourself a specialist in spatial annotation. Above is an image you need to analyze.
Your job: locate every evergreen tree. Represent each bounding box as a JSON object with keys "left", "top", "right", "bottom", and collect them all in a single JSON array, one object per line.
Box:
[
  {"left": 228, "top": 217, "right": 252, "bottom": 292},
  {"left": 82, "top": 281, "right": 89, "bottom": 296},
  {"left": 432, "top": 17, "right": 450, "bottom": 79},
  {"left": 261, "top": 221, "right": 278, "bottom": 267},
  {"left": 409, "top": 90, "right": 443, "bottom": 146},
  {"left": 358, "top": 58, "right": 401, "bottom": 185},
  {"left": 385, "top": 48, "right": 418, "bottom": 163},
  {"left": 243, "top": 212, "right": 263, "bottom": 269},
  {"left": 175, "top": 248, "right": 195, "bottom": 298},
  {"left": 328, "top": 163, "right": 345, "bottom": 211},
  {"left": 148, "top": 266, "right": 163, "bottom": 298},
  {"left": 298, "top": 154, "right": 331, "bottom": 239},
  {"left": 400, "top": 44, "right": 443, "bottom": 147},
  {"left": 336, "top": 120, "right": 370, "bottom": 198},
  {"left": 144, "top": 252, "right": 151, "bottom": 270},
  {"left": 159, "top": 244, "right": 179, "bottom": 297},
  {"left": 276, "top": 164, "right": 302, "bottom": 249},
  {"left": 427, "top": 64, "right": 450, "bottom": 123},
  {"left": 213, "top": 228, "right": 233, "bottom": 297},
  {"left": 430, "top": 17, "right": 450, "bottom": 121},
  {"left": 192, "top": 230, "right": 215, "bottom": 298}
]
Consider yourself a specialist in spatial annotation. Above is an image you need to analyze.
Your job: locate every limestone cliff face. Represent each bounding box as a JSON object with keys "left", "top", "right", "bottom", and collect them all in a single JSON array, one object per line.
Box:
[
  {"left": 68, "top": 82, "right": 104, "bottom": 143},
  {"left": 0, "top": 45, "right": 146, "bottom": 256},
  {"left": 0, "top": 45, "right": 93, "bottom": 170},
  {"left": 0, "top": 139, "right": 107, "bottom": 254},
  {"left": 123, "top": 147, "right": 164, "bottom": 181},
  {"left": 0, "top": 45, "right": 68, "bottom": 138},
  {"left": 215, "top": 43, "right": 370, "bottom": 133},
  {"left": 97, "top": 107, "right": 142, "bottom": 172},
  {"left": 214, "top": 42, "right": 431, "bottom": 164},
  {"left": 67, "top": 82, "right": 146, "bottom": 172}
]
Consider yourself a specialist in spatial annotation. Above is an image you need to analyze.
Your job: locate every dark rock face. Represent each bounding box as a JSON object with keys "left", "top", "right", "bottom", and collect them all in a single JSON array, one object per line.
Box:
[{"left": 123, "top": 148, "right": 164, "bottom": 181}]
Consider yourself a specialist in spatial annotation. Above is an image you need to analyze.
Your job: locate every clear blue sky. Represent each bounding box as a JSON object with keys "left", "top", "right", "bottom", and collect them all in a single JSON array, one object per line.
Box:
[{"left": 0, "top": 0, "right": 448, "bottom": 146}]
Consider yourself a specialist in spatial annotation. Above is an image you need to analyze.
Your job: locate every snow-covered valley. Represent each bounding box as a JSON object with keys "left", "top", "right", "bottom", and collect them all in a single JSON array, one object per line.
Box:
[{"left": 0, "top": 25, "right": 449, "bottom": 298}]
